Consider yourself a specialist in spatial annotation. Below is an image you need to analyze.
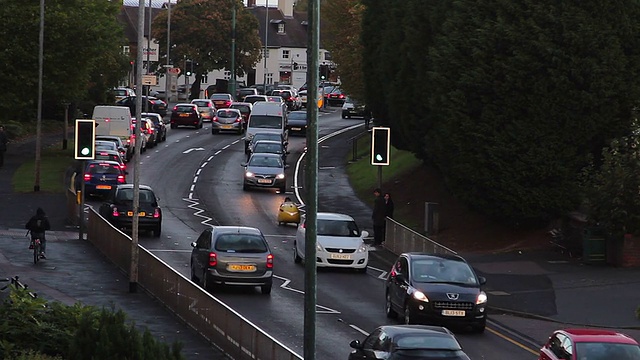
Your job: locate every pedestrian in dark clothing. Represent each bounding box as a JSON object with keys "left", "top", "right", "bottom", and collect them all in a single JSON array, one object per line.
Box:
[
  {"left": 25, "top": 207, "right": 51, "bottom": 258},
  {"left": 372, "top": 188, "right": 386, "bottom": 245},
  {"left": 384, "top": 192, "right": 394, "bottom": 219},
  {"left": 0, "top": 125, "right": 7, "bottom": 168}
]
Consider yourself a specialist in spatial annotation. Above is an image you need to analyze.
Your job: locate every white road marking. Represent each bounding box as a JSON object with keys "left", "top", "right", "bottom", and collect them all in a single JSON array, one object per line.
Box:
[
  {"left": 147, "top": 249, "right": 192, "bottom": 253},
  {"left": 193, "top": 176, "right": 198, "bottom": 183},
  {"left": 196, "top": 169, "right": 201, "bottom": 176},
  {"left": 183, "top": 147, "right": 205, "bottom": 154},
  {"left": 183, "top": 198, "right": 214, "bottom": 226},
  {"left": 349, "top": 324, "right": 369, "bottom": 336},
  {"left": 272, "top": 275, "right": 340, "bottom": 314}
]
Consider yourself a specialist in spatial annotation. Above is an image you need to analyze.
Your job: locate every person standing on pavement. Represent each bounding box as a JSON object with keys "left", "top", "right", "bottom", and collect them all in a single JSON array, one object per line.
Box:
[
  {"left": 372, "top": 188, "right": 386, "bottom": 245},
  {"left": 384, "top": 192, "right": 394, "bottom": 219},
  {"left": 25, "top": 207, "right": 51, "bottom": 258},
  {"left": 0, "top": 125, "right": 7, "bottom": 168}
]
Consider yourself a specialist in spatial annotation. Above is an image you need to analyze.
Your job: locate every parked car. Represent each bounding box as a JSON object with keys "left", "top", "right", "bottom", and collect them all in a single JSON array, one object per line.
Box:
[
  {"left": 538, "top": 329, "right": 640, "bottom": 360},
  {"left": 116, "top": 96, "right": 167, "bottom": 117},
  {"left": 229, "top": 102, "right": 252, "bottom": 129},
  {"left": 211, "top": 108, "right": 243, "bottom": 134},
  {"left": 242, "top": 153, "right": 287, "bottom": 193},
  {"left": 247, "top": 140, "right": 288, "bottom": 164},
  {"left": 98, "top": 184, "right": 162, "bottom": 237},
  {"left": 191, "top": 99, "right": 216, "bottom": 122},
  {"left": 170, "top": 103, "right": 202, "bottom": 129},
  {"left": 190, "top": 226, "right": 274, "bottom": 294},
  {"left": 141, "top": 112, "right": 167, "bottom": 144},
  {"left": 287, "top": 110, "right": 307, "bottom": 136},
  {"left": 245, "top": 132, "right": 288, "bottom": 155},
  {"left": 341, "top": 97, "right": 367, "bottom": 119},
  {"left": 294, "top": 212, "right": 369, "bottom": 272},
  {"left": 244, "top": 95, "right": 269, "bottom": 105},
  {"left": 385, "top": 253, "right": 488, "bottom": 333},
  {"left": 94, "top": 136, "right": 128, "bottom": 161},
  {"left": 210, "top": 93, "right": 234, "bottom": 109},
  {"left": 236, "top": 87, "right": 258, "bottom": 102},
  {"left": 111, "top": 87, "right": 136, "bottom": 102},
  {"left": 82, "top": 160, "right": 126, "bottom": 198},
  {"left": 348, "top": 325, "right": 471, "bottom": 360}
]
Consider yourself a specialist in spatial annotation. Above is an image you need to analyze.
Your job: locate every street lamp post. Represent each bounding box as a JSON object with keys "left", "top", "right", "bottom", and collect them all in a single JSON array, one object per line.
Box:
[
  {"left": 263, "top": 0, "right": 268, "bottom": 88},
  {"left": 230, "top": 0, "right": 236, "bottom": 99},
  {"left": 165, "top": 0, "right": 171, "bottom": 102},
  {"left": 34, "top": 0, "right": 45, "bottom": 192}
]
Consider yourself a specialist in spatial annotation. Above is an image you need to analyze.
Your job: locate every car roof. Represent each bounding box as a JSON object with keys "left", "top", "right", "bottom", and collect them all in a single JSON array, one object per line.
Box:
[
  {"left": 402, "top": 252, "right": 467, "bottom": 263},
  {"left": 86, "top": 160, "right": 121, "bottom": 166},
  {"left": 559, "top": 329, "right": 639, "bottom": 344},
  {"left": 211, "top": 226, "right": 263, "bottom": 236},
  {"left": 249, "top": 152, "right": 282, "bottom": 159},
  {"left": 191, "top": 99, "right": 212, "bottom": 102},
  {"left": 96, "top": 149, "right": 121, "bottom": 156},
  {"left": 254, "top": 140, "right": 282, "bottom": 146},
  {"left": 253, "top": 132, "right": 282, "bottom": 138},
  {"left": 231, "top": 102, "right": 252, "bottom": 106},
  {"left": 217, "top": 108, "right": 241, "bottom": 114},
  {"left": 377, "top": 325, "right": 453, "bottom": 338},
  {"left": 176, "top": 103, "right": 196, "bottom": 107},
  {"left": 141, "top": 112, "right": 162, "bottom": 119},
  {"left": 289, "top": 110, "right": 306, "bottom": 116},
  {"left": 115, "top": 184, "right": 153, "bottom": 191},
  {"left": 95, "top": 136, "right": 120, "bottom": 140},
  {"left": 316, "top": 212, "right": 356, "bottom": 221}
]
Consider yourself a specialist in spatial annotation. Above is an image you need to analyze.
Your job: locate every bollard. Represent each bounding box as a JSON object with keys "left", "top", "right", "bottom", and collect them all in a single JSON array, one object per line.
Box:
[{"left": 424, "top": 202, "right": 440, "bottom": 235}]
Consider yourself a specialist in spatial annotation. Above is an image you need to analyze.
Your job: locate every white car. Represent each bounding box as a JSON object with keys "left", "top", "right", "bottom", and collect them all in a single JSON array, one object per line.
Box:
[{"left": 294, "top": 212, "right": 369, "bottom": 272}]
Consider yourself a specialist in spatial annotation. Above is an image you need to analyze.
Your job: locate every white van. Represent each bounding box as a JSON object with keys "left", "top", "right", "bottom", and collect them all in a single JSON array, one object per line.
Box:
[
  {"left": 92, "top": 106, "right": 135, "bottom": 160},
  {"left": 245, "top": 102, "right": 288, "bottom": 152}
]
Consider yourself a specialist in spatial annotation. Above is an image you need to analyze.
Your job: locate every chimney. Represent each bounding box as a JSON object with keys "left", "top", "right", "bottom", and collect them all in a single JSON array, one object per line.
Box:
[
  {"left": 247, "top": 0, "right": 256, "bottom": 6},
  {"left": 277, "top": 0, "right": 294, "bottom": 17}
]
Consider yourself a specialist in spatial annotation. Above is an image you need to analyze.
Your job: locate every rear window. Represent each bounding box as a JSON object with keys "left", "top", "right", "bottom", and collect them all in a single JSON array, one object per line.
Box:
[
  {"left": 215, "top": 234, "right": 268, "bottom": 253},
  {"left": 88, "top": 163, "right": 121, "bottom": 175},
  {"left": 239, "top": 89, "right": 256, "bottom": 95},
  {"left": 249, "top": 115, "right": 282, "bottom": 129},
  {"left": 96, "top": 153, "right": 120, "bottom": 163},
  {"left": 254, "top": 143, "right": 282, "bottom": 154},
  {"left": 116, "top": 188, "right": 155, "bottom": 203},
  {"left": 211, "top": 94, "right": 232, "bottom": 101},
  {"left": 192, "top": 101, "right": 210, "bottom": 107},
  {"left": 217, "top": 110, "right": 239, "bottom": 118},
  {"left": 176, "top": 105, "right": 195, "bottom": 112},
  {"left": 231, "top": 105, "right": 251, "bottom": 113}
]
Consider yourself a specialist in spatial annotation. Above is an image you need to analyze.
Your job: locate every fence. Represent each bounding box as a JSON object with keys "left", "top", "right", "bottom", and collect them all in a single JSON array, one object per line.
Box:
[
  {"left": 86, "top": 209, "right": 302, "bottom": 360},
  {"left": 384, "top": 217, "right": 457, "bottom": 256}
]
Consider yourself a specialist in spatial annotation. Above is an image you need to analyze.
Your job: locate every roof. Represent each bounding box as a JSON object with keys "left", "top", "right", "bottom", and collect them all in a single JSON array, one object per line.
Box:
[
  {"left": 404, "top": 252, "right": 467, "bottom": 263},
  {"left": 115, "top": 184, "right": 153, "bottom": 191},
  {"left": 376, "top": 325, "right": 453, "bottom": 338},
  {"left": 249, "top": 6, "right": 312, "bottom": 49},
  {"left": 561, "top": 329, "right": 639, "bottom": 344},
  {"left": 211, "top": 226, "right": 263, "bottom": 236},
  {"left": 317, "top": 213, "right": 355, "bottom": 221}
]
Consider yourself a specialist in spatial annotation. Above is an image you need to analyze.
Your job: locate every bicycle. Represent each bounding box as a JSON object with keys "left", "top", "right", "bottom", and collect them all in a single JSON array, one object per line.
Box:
[{"left": 27, "top": 231, "right": 43, "bottom": 264}]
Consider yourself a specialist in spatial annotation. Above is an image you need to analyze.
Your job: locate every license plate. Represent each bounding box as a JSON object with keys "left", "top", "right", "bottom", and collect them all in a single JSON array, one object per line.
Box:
[
  {"left": 442, "top": 310, "right": 466, "bottom": 317},
  {"left": 257, "top": 179, "right": 272, "bottom": 184},
  {"left": 179, "top": 113, "right": 189, "bottom": 117},
  {"left": 329, "top": 253, "right": 351, "bottom": 260},
  {"left": 127, "top": 211, "right": 146, "bottom": 217},
  {"left": 291, "top": 127, "right": 302, "bottom": 131},
  {"left": 228, "top": 264, "right": 256, "bottom": 272},
  {"left": 221, "top": 125, "right": 233, "bottom": 129},
  {"left": 201, "top": 112, "right": 208, "bottom": 116},
  {"left": 214, "top": 101, "right": 224, "bottom": 106},
  {"left": 96, "top": 185, "right": 111, "bottom": 190}
]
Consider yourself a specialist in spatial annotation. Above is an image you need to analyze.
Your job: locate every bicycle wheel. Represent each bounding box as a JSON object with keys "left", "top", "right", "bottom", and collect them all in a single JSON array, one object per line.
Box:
[{"left": 33, "top": 240, "right": 40, "bottom": 264}]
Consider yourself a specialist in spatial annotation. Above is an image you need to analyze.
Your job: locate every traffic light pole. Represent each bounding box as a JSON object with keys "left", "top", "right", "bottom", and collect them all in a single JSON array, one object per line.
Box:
[
  {"left": 79, "top": 160, "right": 85, "bottom": 241},
  {"left": 378, "top": 165, "right": 382, "bottom": 190}
]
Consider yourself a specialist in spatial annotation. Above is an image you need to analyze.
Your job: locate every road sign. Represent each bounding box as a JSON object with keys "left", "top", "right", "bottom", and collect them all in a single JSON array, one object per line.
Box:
[
  {"left": 142, "top": 75, "right": 157, "bottom": 86},
  {"left": 167, "top": 67, "right": 181, "bottom": 75}
]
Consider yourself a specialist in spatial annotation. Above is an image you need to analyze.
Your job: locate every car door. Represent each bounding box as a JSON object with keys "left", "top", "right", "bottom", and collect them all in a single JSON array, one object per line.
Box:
[
  {"left": 389, "top": 256, "right": 409, "bottom": 311},
  {"left": 539, "top": 333, "right": 567, "bottom": 360},
  {"left": 192, "top": 229, "right": 212, "bottom": 276},
  {"left": 295, "top": 218, "right": 306, "bottom": 259}
]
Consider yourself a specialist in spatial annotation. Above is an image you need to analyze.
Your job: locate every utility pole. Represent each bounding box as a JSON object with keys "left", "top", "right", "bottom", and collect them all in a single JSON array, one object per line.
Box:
[
  {"left": 304, "top": 0, "right": 319, "bottom": 359},
  {"left": 145, "top": 0, "right": 152, "bottom": 112},
  {"left": 165, "top": 0, "right": 171, "bottom": 102},
  {"left": 230, "top": 0, "right": 236, "bottom": 99},
  {"left": 34, "top": 0, "right": 44, "bottom": 192},
  {"left": 263, "top": 0, "right": 269, "bottom": 88}
]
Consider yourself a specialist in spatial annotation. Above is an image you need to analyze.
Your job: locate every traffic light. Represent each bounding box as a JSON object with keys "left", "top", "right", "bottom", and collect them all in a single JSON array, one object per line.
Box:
[
  {"left": 371, "top": 127, "right": 390, "bottom": 166},
  {"left": 74, "top": 119, "right": 95, "bottom": 160},
  {"left": 319, "top": 64, "right": 328, "bottom": 80},
  {"left": 185, "top": 60, "right": 192, "bottom": 76}
]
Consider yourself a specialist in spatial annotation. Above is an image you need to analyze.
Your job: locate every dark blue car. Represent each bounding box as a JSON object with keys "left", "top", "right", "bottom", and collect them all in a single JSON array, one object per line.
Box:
[{"left": 83, "top": 160, "right": 126, "bottom": 197}]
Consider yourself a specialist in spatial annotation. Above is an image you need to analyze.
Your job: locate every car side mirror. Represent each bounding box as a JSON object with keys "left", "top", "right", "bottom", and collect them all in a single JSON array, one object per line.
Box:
[
  {"left": 241, "top": 162, "right": 247, "bottom": 167},
  {"left": 478, "top": 276, "right": 487, "bottom": 285},
  {"left": 190, "top": 242, "right": 197, "bottom": 248},
  {"left": 349, "top": 340, "right": 362, "bottom": 350},
  {"left": 395, "top": 273, "right": 405, "bottom": 282},
  {"left": 285, "top": 164, "right": 290, "bottom": 169},
  {"left": 361, "top": 230, "right": 369, "bottom": 238},
  {"left": 286, "top": 151, "right": 290, "bottom": 154},
  {"left": 283, "top": 141, "right": 289, "bottom": 146}
]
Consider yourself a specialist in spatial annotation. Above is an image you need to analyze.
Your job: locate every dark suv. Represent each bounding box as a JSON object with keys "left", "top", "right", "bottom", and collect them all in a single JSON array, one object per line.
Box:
[
  {"left": 190, "top": 226, "right": 273, "bottom": 294},
  {"left": 385, "top": 253, "right": 487, "bottom": 333},
  {"left": 170, "top": 103, "right": 202, "bottom": 129},
  {"left": 98, "top": 184, "right": 162, "bottom": 237}
]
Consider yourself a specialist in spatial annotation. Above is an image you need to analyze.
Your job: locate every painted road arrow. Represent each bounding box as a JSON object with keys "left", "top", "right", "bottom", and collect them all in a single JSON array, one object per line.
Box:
[{"left": 182, "top": 148, "right": 205, "bottom": 154}]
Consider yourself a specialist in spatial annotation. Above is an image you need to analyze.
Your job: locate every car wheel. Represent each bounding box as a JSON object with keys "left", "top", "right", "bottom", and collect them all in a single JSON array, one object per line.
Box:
[
  {"left": 279, "top": 186, "right": 286, "bottom": 194},
  {"left": 202, "top": 271, "right": 213, "bottom": 291},
  {"left": 170, "top": 123, "right": 177, "bottom": 129},
  {"left": 341, "top": 113, "right": 347, "bottom": 119},
  {"left": 190, "top": 264, "right": 198, "bottom": 282},
  {"left": 212, "top": 129, "right": 219, "bottom": 135},
  {"left": 471, "top": 320, "right": 486, "bottom": 334},
  {"left": 261, "top": 281, "right": 272, "bottom": 295},
  {"left": 153, "top": 224, "right": 161, "bottom": 238},
  {"left": 293, "top": 242, "right": 302, "bottom": 264},
  {"left": 242, "top": 183, "right": 248, "bottom": 191},
  {"left": 403, "top": 303, "right": 414, "bottom": 324},
  {"left": 385, "top": 291, "right": 397, "bottom": 319}
]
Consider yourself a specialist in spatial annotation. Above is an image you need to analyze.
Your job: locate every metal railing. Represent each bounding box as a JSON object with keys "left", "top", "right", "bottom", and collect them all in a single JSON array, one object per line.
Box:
[
  {"left": 384, "top": 217, "right": 457, "bottom": 255},
  {"left": 86, "top": 210, "right": 302, "bottom": 360}
]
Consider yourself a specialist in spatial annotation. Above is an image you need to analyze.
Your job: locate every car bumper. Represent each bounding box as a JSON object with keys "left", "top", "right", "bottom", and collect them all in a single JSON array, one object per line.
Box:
[
  {"left": 171, "top": 118, "right": 200, "bottom": 126},
  {"left": 110, "top": 216, "right": 161, "bottom": 230},
  {"left": 212, "top": 122, "right": 242, "bottom": 132},
  {"left": 316, "top": 251, "right": 368, "bottom": 269},
  {"left": 206, "top": 269, "right": 273, "bottom": 286},
  {"left": 287, "top": 125, "right": 307, "bottom": 135},
  {"left": 406, "top": 300, "right": 487, "bottom": 326},
  {"left": 342, "top": 109, "right": 365, "bottom": 117},
  {"left": 84, "top": 184, "right": 116, "bottom": 196},
  {"left": 244, "top": 177, "right": 285, "bottom": 188}
]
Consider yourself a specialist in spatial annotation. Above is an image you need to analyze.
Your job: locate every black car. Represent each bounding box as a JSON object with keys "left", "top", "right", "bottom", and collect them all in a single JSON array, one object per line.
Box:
[
  {"left": 245, "top": 132, "right": 288, "bottom": 154},
  {"left": 98, "top": 184, "right": 162, "bottom": 237},
  {"left": 247, "top": 140, "right": 289, "bottom": 164},
  {"left": 190, "top": 226, "right": 274, "bottom": 294},
  {"left": 287, "top": 110, "right": 307, "bottom": 136},
  {"left": 141, "top": 112, "right": 167, "bottom": 144},
  {"left": 116, "top": 96, "right": 167, "bottom": 117},
  {"left": 348, "top": 325, "right": 471, "bottom": 360},
  {"left": 385, "top": 253, "right": 487, "bottom": 333}
]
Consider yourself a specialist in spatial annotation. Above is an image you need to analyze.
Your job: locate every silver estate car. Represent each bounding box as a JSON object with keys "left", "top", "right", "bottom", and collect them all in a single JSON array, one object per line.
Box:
[{"left": 190, "top": 226, "right": 274, "bottom": 295}]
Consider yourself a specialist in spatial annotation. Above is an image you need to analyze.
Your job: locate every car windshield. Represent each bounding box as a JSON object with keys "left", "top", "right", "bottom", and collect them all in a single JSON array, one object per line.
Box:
[
  {"left": 289, "top": 112, "right": 306, "bottom": 121},
  {"left": 218, "top": 111, "right": 238, "bottom": 118},
  {"left": 192, "top": 101, "right": 210, "bottom": 107},
  {"left": 248, "top": 155, "right": 283, "bottom": 168},
  {"left": 411, "top": 259, "right": 477, "bottom": 285},
  {"left": 116, "top": 189, "right": 155, "bottom": 203},
  {"left": 215, "top": 234, "right": 268, "bottom": 253},
  {"left": 396, "top": 334, "right": 461, "bottom": 350},
  {"left": 389, "top": 349, "right": 466, "bottom": 359},
  {"left": 575, "top": 342, "right": 640, "bottom": 359},
  {"left": 211, "top": 94, "right": 231, "bottom": 100},
  {"left": 249, "top": 115, "right": 282, "bottom": 129},
  {"left": 317, "top": 219, "right": 360, "bottom": 237},
  {"left": 253, "top": 143, "right": 282, "bottom": 154}
]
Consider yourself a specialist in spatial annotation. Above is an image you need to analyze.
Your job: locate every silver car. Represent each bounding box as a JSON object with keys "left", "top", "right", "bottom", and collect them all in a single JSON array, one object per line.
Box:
[
  {"left": 190, "top": 226, "right": 273, "bottom": 294},
  {"left": 242, "top": 153, "right": 287, "bottom": 193},
  {"left": 211, "top": 108, "right": 243, "bottom": 134},
  {"left": 191, "top": 99, "right": 216, "bottom": 122}
]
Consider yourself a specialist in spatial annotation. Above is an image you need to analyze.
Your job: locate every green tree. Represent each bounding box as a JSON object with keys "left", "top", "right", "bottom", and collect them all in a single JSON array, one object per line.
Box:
[
  {"left": 0, "top": 0, "right": 130, "bottom": 122},
  {"left": 152, "top": 0, "right": 262, "bottom": 98}
]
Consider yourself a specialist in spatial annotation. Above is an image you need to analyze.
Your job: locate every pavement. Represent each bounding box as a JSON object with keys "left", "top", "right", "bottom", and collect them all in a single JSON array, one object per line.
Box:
[{"left": 1, "top": 117, "right": 640, "bottom": 359}]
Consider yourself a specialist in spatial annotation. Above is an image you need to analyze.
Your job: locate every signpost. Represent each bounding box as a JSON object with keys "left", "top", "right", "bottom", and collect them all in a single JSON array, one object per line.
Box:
[{"left": 142, "top": 75, "right": 157, "bottom": 86}]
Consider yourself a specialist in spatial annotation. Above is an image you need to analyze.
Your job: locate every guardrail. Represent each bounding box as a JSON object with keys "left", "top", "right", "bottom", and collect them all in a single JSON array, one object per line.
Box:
[
  {"left": 86, "top": 209, "right": 302, "bottom": 360},
  {"left": 384, "top": 217, "right": 457, "bottom": 256}
]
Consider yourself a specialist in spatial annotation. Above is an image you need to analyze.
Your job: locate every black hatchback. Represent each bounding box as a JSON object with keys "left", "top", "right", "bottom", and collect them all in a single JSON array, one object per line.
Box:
[
  {"left": 98, "top": 184, "right": 162, "bottom": 237},
  {"left": 385, "top": 253, "right": 487, "bottom": 333}
]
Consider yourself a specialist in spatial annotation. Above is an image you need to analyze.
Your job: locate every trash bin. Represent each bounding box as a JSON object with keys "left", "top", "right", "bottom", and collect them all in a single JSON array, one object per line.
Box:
[{"left": 583, "top": 227, "right": 607, "bottom": 265}]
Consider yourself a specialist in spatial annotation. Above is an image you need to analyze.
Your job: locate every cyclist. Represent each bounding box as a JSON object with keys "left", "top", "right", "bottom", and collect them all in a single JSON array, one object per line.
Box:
[{"left": 25, "top": 207, "right": 51, "bottom": 259}]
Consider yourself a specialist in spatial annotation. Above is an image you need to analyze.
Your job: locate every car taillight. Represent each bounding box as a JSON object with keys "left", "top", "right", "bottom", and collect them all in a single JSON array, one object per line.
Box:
[
  {"left": 153, "top": 208, "right": 160, "bottom": 218},
  {"left": 83, "top": 173, "right": 91, "bottom": 181},
  {"left": 117, "top": 175, "right": 125, "bottom": 183},
  {"left": 112, "top": 207, "right": 119, "bottom": 217},
  {"left": 225, "top": 100, "right": 231, "bottom": 106},
  {"left": 266, "top": 254, "right": 274, "bottom": 268},
  {"left": 173, "top": 106, "right": 178, "bottom": 111},
  {"left": 120, "top": 164, "right": 126, "bottom": 171},
  {"left": 235, "top": 117, "right": 241, "bottom": 123},
  {"left": 213, "top": 116, "right": 218, "bottom": 122},
  {"left": 339, "top": 94, "right": 345, "bottom": 99},
  {"left": 208, "top": 252, "right": 217, "bottom": 267}
]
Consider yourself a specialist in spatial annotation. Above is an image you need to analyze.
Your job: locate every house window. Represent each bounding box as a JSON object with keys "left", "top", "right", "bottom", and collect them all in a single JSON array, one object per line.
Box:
[
  {"left": 278, "top": 23, "right": 285, "bottom": 34},
  {"left": 324, "top": 52, "right": 332, "bottom": 61},
  {"left": 122, "top": 46, "right": 130, "bottom": 55},
  {"left": 266, "top": 73, "right": 273, "bottom": 84},
  {"left": 282, "top": 50, "right": 290, "bottom": 59},
  {"left": 224, "top": 70, "right": 230, "bottom": 80}
]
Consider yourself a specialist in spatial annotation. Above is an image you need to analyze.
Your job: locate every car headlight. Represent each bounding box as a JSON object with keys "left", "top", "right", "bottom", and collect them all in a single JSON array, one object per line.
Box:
[
  {"left": 476, "top": 291, "right": 487, "bottom": 305},
  {"left": 245, "top": 171, "right": 254, "bottom": 178},
  {"left": 357, "top": 243, "right": 368, "bottom": 253},
  {"left": 276, "top": 173, "right": 285, "bottom": 179},
  {"left": 412, "top": 290, "right": 429, "bottom": 302},
  {"left": 316, "top": 243, "right": 324, "bottom": 252}
]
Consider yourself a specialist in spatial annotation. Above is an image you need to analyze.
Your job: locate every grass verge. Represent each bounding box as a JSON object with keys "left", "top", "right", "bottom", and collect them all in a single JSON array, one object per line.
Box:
[{"left": 12, "top": 142, "right": 76, "bottom": 193}]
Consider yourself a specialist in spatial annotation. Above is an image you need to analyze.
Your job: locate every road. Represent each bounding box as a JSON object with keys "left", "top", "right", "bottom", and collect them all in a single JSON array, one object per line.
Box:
[{"left": 86, "top": 109, "right": 541, "bottom": 359}]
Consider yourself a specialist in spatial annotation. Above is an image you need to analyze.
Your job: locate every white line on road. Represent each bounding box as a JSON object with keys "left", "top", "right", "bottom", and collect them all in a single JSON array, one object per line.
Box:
[
  {"left": 272, "top": 275, "right": 340, "bottom": 314},
  {"left": 349, "top": 324, "right": 369, "bottom": 336}
]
